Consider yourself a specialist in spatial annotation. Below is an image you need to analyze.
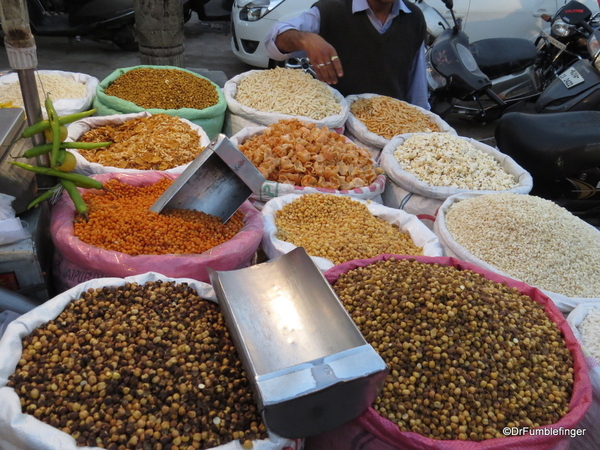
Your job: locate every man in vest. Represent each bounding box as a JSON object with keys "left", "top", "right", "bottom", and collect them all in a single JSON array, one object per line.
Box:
[{"left": 264, "top": 0, "right": 429, "bottom": 110}]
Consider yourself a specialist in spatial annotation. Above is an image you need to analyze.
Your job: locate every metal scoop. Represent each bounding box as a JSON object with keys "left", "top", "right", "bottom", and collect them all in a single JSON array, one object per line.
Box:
[{"left": 149, "top": 134, "right": 265, "bottom": 222}]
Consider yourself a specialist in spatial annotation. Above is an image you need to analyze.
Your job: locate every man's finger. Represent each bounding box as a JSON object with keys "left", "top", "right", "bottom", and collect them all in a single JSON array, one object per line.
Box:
[{"left": 330, "top": 55, "right": 343, "bottom": 77}]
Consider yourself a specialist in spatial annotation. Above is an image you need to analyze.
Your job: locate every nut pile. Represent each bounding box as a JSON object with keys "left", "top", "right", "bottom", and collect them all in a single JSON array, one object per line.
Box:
[
  {"left": 444, "top": 193, "right": 600, "bottom": 297},
  {"left": 239, "top": 119, "right": 382, "bottom": 189},
  {"left": 235, "top": 67, "right": 341, "bottom": 120},
  {"left": 393, "top": 133, "right": 519, "bottom": 190},
  {"left": 350, "top": 95, "right": 441, "bottom": 139},
  {"left": 74, "top": 178, "right": 245, "bottom": 256},
  {"left": 334, "top": 258, "right": 574, "bottom": 440},
  {"left": 77, "top": 114, "right": 206, "bottom": 170},
  {"left": 275, "top": 194, "right": 422, "bottom": 264},
  {"left": 0, "top": 73, "right": 87, "bottom": 107},
  {"left": 8, "top": 281, "right": 268, "bottom": 449},
  {"left": 104, "top": 68, "right": 219, "bottom": 110}
]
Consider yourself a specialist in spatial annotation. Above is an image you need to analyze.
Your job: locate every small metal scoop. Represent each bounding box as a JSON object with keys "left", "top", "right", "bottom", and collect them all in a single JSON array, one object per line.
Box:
[{"left": 149, "top": 134, "right": 265, "bottom": 222}]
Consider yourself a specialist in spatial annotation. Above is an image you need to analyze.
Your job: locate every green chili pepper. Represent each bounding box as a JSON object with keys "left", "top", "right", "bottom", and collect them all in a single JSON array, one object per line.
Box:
[
  {"left": 27, "top": 183, "right": 61, "bottom": 210},
  {"left": 45, "top": 96, "right": 61, "bottom": 168},
  {"left": 60, "top": 179, "right": 89, "bottom": 220},
  {"left": 21, "top": 108, "right": 98, "bottom": 138},
  {"left": 23, "top": 141, "right": 112, "bottom": 159},
  {"left": 10, "top": 161, "right": 104, "bottom": 190}
]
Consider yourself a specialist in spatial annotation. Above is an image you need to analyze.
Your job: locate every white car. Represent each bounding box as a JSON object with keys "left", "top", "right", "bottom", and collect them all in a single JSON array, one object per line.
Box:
[{"left": 230, "top": 0, "right": 600, "bottom": 68}]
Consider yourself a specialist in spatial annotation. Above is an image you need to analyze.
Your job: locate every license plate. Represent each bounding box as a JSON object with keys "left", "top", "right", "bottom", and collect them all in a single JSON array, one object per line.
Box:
[
  {"left": 559, "top": 66, "right": 585, "bottom": 88},
  {"left": 541, "top": 31, "right": 567, "bottom": 52}
]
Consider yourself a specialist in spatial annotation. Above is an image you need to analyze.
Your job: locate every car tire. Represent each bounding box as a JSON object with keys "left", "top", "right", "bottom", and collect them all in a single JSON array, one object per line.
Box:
[{"left": 268, "top": 59, "right": 285, "bottom": 69}]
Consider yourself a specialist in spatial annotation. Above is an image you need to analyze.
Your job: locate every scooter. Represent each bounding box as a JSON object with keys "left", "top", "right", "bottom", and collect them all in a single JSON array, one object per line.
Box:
[
  {"left": 18, "top": 0, "right": 137, "bottom": 50},
  {"left": 495, "top": 110, "right": 600, "bottom": 225}
]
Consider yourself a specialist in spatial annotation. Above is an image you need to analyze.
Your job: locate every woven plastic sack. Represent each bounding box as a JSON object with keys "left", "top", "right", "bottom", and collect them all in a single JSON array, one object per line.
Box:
[
  {"left": 0, "top": 272, "right": 304, "bottom": 450},
  {"left": 344, "top": 93, "right": 456, "bottom": 161},
  {"left": 51, "top": 172, "right": 263, "bottom": 290},
  {"left": 304, "top": 254, "right": 592, "bottom": 450},
  {"left": 261, "top": 193, "right": 444, "bottom": 271},
  {"left": 93, "top": 65, "right": 226, "bottom": 139},
  {"left": 566, "top": 304, "right": 600, "bottom": 450},
  {"left": 380, "top": 133, "right": 533, "bottom": 217},
  {"left": 65, "top": 111, "right": 211, "bottom": 176},
  {"left": 230, "top": 126, "right": 386, "bottom": 204},
  {"left": 222, "top": 70, "right": 349, "bottom": 136},
  {"left": 0, "top": 69, "right": 98, "bottom": 118},
  {"left": 433, "top": 193, "right": 600, "bottom": 312}
]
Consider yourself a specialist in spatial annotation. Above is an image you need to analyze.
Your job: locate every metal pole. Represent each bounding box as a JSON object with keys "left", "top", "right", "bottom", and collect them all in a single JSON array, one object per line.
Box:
[{"left": 134, "top": 0, "right": 185, "bottom": 67}]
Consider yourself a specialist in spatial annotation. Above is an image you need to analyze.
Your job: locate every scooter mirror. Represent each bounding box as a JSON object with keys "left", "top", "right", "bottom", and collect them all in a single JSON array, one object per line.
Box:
[{"left": 442, "top": 0, "right": 454, "bottom": 10}]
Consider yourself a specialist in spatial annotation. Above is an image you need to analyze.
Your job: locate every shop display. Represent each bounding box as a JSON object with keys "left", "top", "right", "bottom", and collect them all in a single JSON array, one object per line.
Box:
[
  {"left": 350, "top": 95, "right": 441, "bottom": 139},
  {"left": 438, "top": 193, "right": 600, "bottom": 299},
  {"left": 238, "top": 119, "right": 381, "bottom": 190},
  {"left": 104, "top": 67, "right": 219, "bottom": 111},
  {"left": 74, "top": 114, "right": 207, "bottom": 171}
]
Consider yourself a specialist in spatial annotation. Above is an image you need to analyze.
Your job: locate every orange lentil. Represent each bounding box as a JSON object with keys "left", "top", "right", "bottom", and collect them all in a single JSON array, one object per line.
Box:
[{"left": 73, "top": 178, "right": 245, "bottom": 256}]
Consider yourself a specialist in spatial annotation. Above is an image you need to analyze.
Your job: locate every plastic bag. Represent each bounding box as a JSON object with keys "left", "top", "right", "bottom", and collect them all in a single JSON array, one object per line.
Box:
[
  {"left": 306, "top": 254, "right": 592, "bottom": 450},
  {"left": 0, "top": 272, "right": 302, "bottom": 450},
  {"left": 433, "top": 193, "right": 600, "bottom": 312},
  {"left": 230, "top": 126, "right": 386, "bottom": 203},
  {"left": 0, "top": 194, "right": 30, "bottom": 245},
  {"left": 51, "top": 172, "right": 263, "bottom": 290},
  {"left": 380, "top": 133, "right": 533, "bottom": 217},
  {"left": 261, "top": 193, "right": 444, "bottom": 271},
  {"left": 566, "top": 304, "right": 600, "bottom": 450},
  {"left": 93, "top": 65, "right": 227, "bottom": 139},
  {"left": 65, "top": 111, "right": 211, "bottom": 176},
  {"left": 223, "top": 70, "right": 349, "bottom": 136},
  {"left": 0, "top": 70, "right": 98, "bottom": 118}
]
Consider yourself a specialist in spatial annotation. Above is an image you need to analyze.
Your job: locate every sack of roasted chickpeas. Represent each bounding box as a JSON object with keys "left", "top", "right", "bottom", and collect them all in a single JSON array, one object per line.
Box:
[
  {"left": 379, "top": 133, "right": 533, "bottom": 219},
  {"left": 261, "top": 193, "right": 443, "bottom": 271},
  {"left": 344, "top": 94, "right": 456, "bottom": 162},
  {"left": 566, "top": 304, "right": 600, "bottom": 450},
  {"left": 230, "top": 119, "right": 386, "bottom": 205},
  {"left": 50, "top": 172, "right": 264, "bottom": 291},
  {"left": 223, "top": 68, "right": 349, "bottom": 136},
  {"left": 0, "top": 272, "right": 304, "bottom": 450},
  {"left": 434, "top": 192, "right": 600, "bottom": 312},
  {"left": 65, "top": 112, "right": 212, "bottom": 176},
  {"left": 304, "top": 254, "right": 592, "bottom": 450}
]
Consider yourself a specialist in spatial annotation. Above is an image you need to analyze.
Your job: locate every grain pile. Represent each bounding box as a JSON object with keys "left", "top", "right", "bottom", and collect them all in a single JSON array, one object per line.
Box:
[
  {"left": 104, "top": 68, "right": 219, "bottom": 110},
  {"left": 334, "top": 258, "right": 574, "bottom": 440},
  {"left": 350, "top": 95, "right": 440, "bottom": 139},
  {"left": 235, "top": 67, "right": 341, "bottom": 120},
  {"left": 444, "top": 193, "right": 600, "bottom": 297},
  {"left": 275, "top": 194, "right": 422, "bottom": 264},
  {"left": 578, "top": 308, "right": 600, "bottom": 362},
  {"left": 0, "top": 73, "right": 86, "bottom": 107},
  {"left": 394, "top": 133, "right": 519, "bottom": 190},
  {"left": 74, "top": 178, "right": 244, "bottom": 256},
  {"left": 8, "top": 280, "right": 268, "bottom": 449},
  {"left": 76, "top": 114, "right": 205, "bottom": 170},
  {"left": 239, "top": 119, "right": 381, "bottom": 189}
]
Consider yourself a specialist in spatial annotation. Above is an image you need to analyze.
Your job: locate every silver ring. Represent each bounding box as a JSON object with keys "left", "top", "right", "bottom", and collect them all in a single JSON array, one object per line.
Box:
[
  {"left": 331, "top": 55, "right": 339, "bottom": 61},
  {"left": 325, "top": 61, "right": 332, "bottom": 65},
  {"left": 316, "top": 63, "right": 326, "bottom": 68}
]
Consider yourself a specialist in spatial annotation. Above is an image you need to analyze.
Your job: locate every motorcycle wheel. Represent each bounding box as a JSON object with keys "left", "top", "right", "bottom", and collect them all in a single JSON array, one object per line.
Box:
[{"left": 112, "top": 25, "right": 138, "bottom": 51}]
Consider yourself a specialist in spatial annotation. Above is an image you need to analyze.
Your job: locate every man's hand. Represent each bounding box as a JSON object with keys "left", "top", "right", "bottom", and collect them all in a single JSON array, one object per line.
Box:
[{"left": 275, "top": 30, "right": 343, "bottom": 85}]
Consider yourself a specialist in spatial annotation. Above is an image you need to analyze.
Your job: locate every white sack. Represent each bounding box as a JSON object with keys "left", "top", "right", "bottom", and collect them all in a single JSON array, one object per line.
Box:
[
  {"left": 230, "top": 126, "right": 386, "bottom": 203},
  {"left": 566, "top": 304, "right": 600, "bottom": 450},
  {"left": 66, "top": 112, "right": 211, "bottom": 175},
  {"left": 223, "top": 70, "right": 349, "bottom": 136},
  {"left": 434, "top": 193, "right": 600, "bottom": 313},
  {"left": 0, "top": 271, "right": 299, "bottom": 450},
  {"left": 344, "top": 93, "right": 456, "bottom": 153},
  {"left": 261, "top": 193, "right": 444, "bottom": 271},
  {"left": 380, "top": 133, "right": 533, "bottom": 216},
  {"left": 0, "top": 70, "right": 98, "bottom": 117}
]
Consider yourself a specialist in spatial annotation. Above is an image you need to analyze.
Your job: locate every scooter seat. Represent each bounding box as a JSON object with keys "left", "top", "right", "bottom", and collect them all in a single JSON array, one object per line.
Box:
[
  {"left": 470, "top": 38, "right": 538, "bottom": 80},
  {"left": 495, "top": 111, "right": 600, "bottom": 177}
]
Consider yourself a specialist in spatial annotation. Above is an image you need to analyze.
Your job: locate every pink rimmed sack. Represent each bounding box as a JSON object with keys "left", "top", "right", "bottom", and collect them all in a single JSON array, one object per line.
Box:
[
  {"left": 51, "top": 172, "right": 263, "bottom": 291},
  {"left": 306, "top": 254, "right": 592, "bottom": 450}
]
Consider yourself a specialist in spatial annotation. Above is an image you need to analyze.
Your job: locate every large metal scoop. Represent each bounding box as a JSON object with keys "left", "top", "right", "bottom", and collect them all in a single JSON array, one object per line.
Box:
[
  {"left": 208, "top": 248, "right": 388, "bottom": 438},
  {"left": 149, "top": 134, "right": 265, "bottom": 222}
]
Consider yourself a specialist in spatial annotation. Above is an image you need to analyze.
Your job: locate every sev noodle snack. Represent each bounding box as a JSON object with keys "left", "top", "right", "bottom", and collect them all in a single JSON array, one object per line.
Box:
[
  {"left": 235, "top": 68, "right": 341, "bottom": 120},
  {"left": 238, "top": 119, "right": 383, "bottom": 190},
  {"left": 350, "top": 95, "right": 441, "bottom": 139}
]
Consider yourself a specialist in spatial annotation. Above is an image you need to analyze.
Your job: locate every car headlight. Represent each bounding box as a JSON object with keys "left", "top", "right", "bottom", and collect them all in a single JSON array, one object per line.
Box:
[
  {"left": 551, "top": 19, "right": 574, "bottom": 37},
  {"left": 239, "top": 0, "right": 285, "bottom": 21},
  {"left": 588, "top": 31, "right": 600, "bottom": 71},
  {"left": 426, "top": 54, "right": 447, "bottom": 90}
]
